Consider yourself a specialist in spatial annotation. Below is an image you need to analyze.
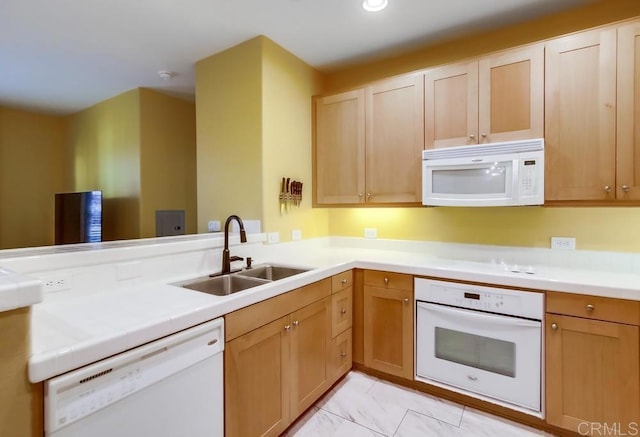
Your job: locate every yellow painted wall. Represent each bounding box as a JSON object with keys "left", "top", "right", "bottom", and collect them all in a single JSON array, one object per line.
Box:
[
  {"left": 65, "top": 89, "right": 141, "bottom": 241},
  {"left": 321, "top": 0, "right": 640, "bottom": 253},
  {"left": 139, "top": 89, "right": 197, "bottom": 238},
  {"left": 195, "top": 38, "right": 264, "bottom": 233},
  {"left": 325, "top": 0, "right": 640, "bottom": 90},
  {"left": 328, "top": 207, "right": 640, "bottom": 252},
  {"left": 0, "top": 107, "right": 68, "bottom": 249},
  {"left": 261, "top": 38, "right": 329, "bottom": 240}
]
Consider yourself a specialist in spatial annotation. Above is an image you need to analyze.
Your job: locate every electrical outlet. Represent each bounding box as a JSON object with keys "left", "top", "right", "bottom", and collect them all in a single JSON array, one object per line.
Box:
[
  {"left": 551, "top": 237, "right": 576, "bottom": 250},
  {"left": 42, "top": 273, "right": 73, "bottom": 293},
  {"left": 291, "top": 229, "right": 302, "bottom": 241},
  {"left": 268, "top": 232, "right": 280, "bottom": 244},
  {"left": 208, "top": 220, "right": 220, "bottom": 232},
  {"left": 364, "top": 228, "right": 377, "bottom": 239}
]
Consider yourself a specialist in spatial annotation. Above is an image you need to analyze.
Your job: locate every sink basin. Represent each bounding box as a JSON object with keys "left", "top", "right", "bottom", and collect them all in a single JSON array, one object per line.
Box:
[
  {"left": 235, "top": 264, "right": 311, "bottom": 281},
  {"left": 180, "top": 275, "right": 269, "bottom": 296}
]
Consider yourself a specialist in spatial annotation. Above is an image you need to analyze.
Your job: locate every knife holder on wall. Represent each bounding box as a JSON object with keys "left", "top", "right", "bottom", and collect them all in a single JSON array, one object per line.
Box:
[{"left": 279, "top": 177, "right": 303, "bottom": 209}]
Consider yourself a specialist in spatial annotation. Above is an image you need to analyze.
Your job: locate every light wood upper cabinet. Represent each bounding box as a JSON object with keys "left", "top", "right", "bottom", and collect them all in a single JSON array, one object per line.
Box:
[
  {"left": 546, "top": 291, "right": 640, "bottom": 434},
  {"left": 365, "top": 75, "right": 424, "bottom": 203},
  {"left": 426, "top": 61, "right": 478, "bottom": 148},
  {"left": 425, "top": 44, "right": 543, "bottom": 149},
  {"left": 617, "top": 21, "right": 640, "bottom": 200},
  {"left": 478, "top": 44, "right": 544, "bottom": 144},
  {"left": 315, "top": 74, "right": 424, "bottom": 205},
  {"left": 315, "top": 89, "right": 365, "bottom": 204},
  {"left": 363, "top": 271, "right": 414, "bottom": 380},
  {"left": 545, "top": 27, "right": 618, "bottom": 201}
]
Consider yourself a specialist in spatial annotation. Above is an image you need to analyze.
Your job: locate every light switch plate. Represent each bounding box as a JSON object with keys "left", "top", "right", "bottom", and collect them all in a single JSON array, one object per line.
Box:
[
  {"left": 291, "top": 229, "right": 302, "bottom": 241},
  {"left": 268, "top": 232, "right": 280, "bottom": 244},
  {"left": 364, "top": 228, "right": 377, "bottom": 239},
  {"left": 551, "top": 237, "right": 576, "bottom": 250},
  {"left": 208, "top": 220, "right": 220, "bottom": 232}
]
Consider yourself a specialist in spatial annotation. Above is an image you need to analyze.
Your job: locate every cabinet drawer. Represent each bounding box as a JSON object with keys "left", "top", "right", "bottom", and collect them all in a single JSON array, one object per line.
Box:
[
  {"left": 546, "top": 291, "right": 640, "bottom": 326},
  {"left": 364, "top": 270, "right": 412, "bottom": 290},
  {"left": 331, "top": 287, "right": 352, "bottom": 338},
  {"left": 331, "top": 329, "right": 352, "bottom": 381},
  {"left": 225, "top": 279, "right": 331, "bottom": 341},
  {"left": 332, "top": 271, "right": 353, "bottom": 293}
]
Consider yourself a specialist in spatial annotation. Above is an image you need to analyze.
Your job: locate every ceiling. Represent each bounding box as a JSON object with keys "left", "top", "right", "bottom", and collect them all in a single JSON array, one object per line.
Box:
[{"left": 1, "top": 0, "right": 595, "bottom": 115}]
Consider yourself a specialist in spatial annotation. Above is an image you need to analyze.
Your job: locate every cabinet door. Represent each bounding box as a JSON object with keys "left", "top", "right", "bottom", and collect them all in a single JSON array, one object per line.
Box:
[
  {"left": 315, "top": 90, "right": 365, "bottom": 204},
  {"left": 365, "top": 74, "right": 424, "bottom": 203},
  {"left": 363, "top": 286, "right": 413, "bottom": 379},
  {"left": 331, "top": 286, "right": 352, "bottom": 338},
  {"left": 225, "top": 316, "right": 291, "bottom": 437},
  {"left": 290, "top": 298, "right": 332, "bottom": 418},
  {"left": 329, "top": 328, "right": 353, "bottom": 383},
  {"left": 545, "top": 28, "right": 617, "bottom": 201},
  {"left": 617, "top": 21, "right": 640, "bottom": 201},
  {"left": 478, "top": 44, "right": 544, "bottom": 144},
  {"left": 425, "top": 61, "right": 478, "bottom": 149},
  {"left": 546, "top": 314, "right": 640, "bottom": 433}
]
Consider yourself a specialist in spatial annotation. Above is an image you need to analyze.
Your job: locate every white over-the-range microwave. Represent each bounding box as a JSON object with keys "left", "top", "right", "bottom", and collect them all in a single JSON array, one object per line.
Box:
[{"left": 422, "top": 138, "right": 544, "bottom": 207}]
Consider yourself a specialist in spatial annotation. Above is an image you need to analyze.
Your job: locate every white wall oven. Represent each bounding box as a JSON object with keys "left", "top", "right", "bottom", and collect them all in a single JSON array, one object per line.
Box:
[{"left": 415, "top": 278, "right": 543, "bottom": 415}]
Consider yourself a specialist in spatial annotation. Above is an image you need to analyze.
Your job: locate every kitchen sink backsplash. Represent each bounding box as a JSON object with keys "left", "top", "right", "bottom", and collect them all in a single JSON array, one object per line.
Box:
[{"left": 1, "top": 235, "right": 639, "bottom": 301}]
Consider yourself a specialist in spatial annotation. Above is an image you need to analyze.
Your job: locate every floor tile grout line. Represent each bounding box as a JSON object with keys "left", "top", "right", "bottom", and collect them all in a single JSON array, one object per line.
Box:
[
  {"left": 318, "top": 407, "right": 389, "bottom": 436},
  {"left": 390, "top": 409, "right": 410, "bottom": 437},
  {"left": 458, "top": 405, "right": 466, "bottom": 427},
  {"left": 405, "top": 407, "right": 464, "bottom": 429}
]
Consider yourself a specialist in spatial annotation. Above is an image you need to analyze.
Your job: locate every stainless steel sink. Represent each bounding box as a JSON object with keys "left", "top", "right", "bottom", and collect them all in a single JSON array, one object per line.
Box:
[
  {"left": 236, "top": 264, "right": 311, "bottom": 281},
  {"left": 180, "top": 275, "right": 269, "bottom": 296},
  {"left": 176, "top": 263, "right": 312, "bottom": 297}
]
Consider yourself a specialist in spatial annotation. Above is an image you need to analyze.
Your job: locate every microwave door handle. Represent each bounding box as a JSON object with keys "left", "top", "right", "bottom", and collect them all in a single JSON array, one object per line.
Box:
[
  {"left": 419, "top": 302, "right": 540, "bottom": 328},
  {"left": 512, "top": 158, "right": 520, "bottom": 198}
]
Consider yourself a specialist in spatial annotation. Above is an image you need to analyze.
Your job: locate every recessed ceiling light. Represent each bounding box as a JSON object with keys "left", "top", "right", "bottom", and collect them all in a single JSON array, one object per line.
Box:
[
  {"left": 158, "top": 70, "right": 176, "bottom": 81},
  {"left": 362, "top": 0, "right": 388, "bottom": 12}
]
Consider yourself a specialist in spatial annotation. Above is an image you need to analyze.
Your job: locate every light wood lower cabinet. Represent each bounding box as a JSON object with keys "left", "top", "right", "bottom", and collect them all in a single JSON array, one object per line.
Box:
[
  {"left": 363, "top": 271, "right": 413, "bottom": 379},
  {"left": 224, "top": 274, "right": 352, "bottom": 437},
  {"left": 290, "top": 298, "right": 332, "bottom": 419},
  {"left": 225, "top": 316, "right": 291, "bottom": 437},
  {"left": 546, "top": 292, "right": 640, "bottom": 435}
]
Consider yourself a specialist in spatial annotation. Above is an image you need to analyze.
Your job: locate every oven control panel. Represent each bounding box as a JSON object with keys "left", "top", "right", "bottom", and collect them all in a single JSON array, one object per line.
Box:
[{"left": 414, "top": 278, "right": 543, "bottom": 319}]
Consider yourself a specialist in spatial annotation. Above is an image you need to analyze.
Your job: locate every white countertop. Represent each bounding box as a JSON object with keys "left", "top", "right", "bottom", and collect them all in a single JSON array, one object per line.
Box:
[
  {"left": 0, "top": 267, "right": 42, "bottom": 311},
  {"left": 13, "top": 236, "right": 640, "bottom": 383}
]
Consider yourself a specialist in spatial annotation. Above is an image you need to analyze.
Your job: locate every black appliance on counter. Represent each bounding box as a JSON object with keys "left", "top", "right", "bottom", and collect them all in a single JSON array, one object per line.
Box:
[{"left": 54, "top": 191, "right": 103, "bottom": 244}]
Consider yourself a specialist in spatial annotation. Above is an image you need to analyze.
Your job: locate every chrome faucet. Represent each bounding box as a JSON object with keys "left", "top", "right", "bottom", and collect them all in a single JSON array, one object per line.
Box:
[{"left": 221, "top": 215, "right": 247, "bottom": 275}]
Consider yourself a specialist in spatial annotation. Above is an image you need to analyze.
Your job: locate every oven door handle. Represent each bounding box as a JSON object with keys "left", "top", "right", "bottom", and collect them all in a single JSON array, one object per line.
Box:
[{"left": 417, "top": 302, "right": 540, "bottom": 328}]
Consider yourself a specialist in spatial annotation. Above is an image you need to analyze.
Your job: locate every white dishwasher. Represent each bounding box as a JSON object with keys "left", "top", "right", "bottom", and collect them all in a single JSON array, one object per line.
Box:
[{"left": 45, "top": 318, "right": 224, "bottom": 437}]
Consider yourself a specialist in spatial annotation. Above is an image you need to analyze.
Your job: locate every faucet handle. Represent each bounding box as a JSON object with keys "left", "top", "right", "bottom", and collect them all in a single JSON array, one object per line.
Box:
[
  {"left": 246, "top": 257, "right": 253, "bottom": 269},
  {"left": 229, "top": 255, "right": 244, "bottom": 263}
]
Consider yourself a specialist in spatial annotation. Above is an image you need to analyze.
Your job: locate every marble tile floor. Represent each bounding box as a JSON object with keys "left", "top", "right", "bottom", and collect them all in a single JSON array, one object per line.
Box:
[{"left": 284, "top": 371, "right": 555, "bottom": 437}]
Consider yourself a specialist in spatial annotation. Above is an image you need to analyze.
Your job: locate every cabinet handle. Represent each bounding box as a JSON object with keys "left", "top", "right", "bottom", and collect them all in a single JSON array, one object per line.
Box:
[
  {"left": 292, "top": 320, "right": 299, "bottom": 326},
  {"left": 358, "top": 193, "right": 363, "bottom": 198},
  {"left": 481, "top": 133, "right": 487, "bottom": 138},
  {"left": 384, "top": 277, "right": 389, "bottom": 285},
  {"left": 366, "top": 193, "right": 371, "bottom": 199},
  {"left": 604, "top": 185, "right": 612, "bottom": 193},
  {"left": 340, "top": 352, "right": 347, "bottom": 358},
  {"left": 586, "top": 304, "right": 595, "bottom": 312},
  {"left": 467, "top": 375, "right": 478, "bottom": 381},
  {"left": 551, "top": 323, "right": 558, "bottom": 331},
  {"left": 340, "top": 308, "right": 347, "bottom": 314},
  {"left": 403, "top": 298, "right": 409, "bottom": 304},
  {"left": 469, "top": 134, "right": 475, "bottom": 139},
  {"left": 622, "top": 185, "right": 631, "bottom": 192},
  {"left": 340, "top": 279, "right": 347, "bottom": 285},
  {"left": 284, "top": 324, "right": 291, "bottom": 331}
]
